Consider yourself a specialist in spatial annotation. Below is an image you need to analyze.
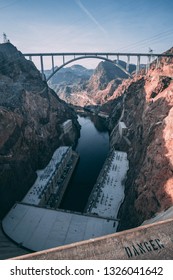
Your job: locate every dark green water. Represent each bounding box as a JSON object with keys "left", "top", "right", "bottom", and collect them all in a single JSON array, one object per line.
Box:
[{"left": 60, "top": 115, "right": 109, "bottom": 212}]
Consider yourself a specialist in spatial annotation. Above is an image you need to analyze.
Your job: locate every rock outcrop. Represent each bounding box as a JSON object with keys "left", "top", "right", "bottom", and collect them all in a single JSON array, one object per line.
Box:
[
  {"left": 46, "top": 64, "right": 93, "bottom": 85},
  {"left": 107, "top": 47, "right": 173, "bottom": 229},
  {"left": 0, "top": 43, "right": 80, "bottom": 218},
  {"left": 52, "top": 60, "right": 135, "bottom": 107}
]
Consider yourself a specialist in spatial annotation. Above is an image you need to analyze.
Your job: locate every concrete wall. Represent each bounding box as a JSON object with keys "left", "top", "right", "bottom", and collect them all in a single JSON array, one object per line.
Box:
[
  {"left": 119, "top": 121, "right": 127, "bottom": 137},
  {"left": 12, "top": 218, "right": 173, "bottom": 260}
]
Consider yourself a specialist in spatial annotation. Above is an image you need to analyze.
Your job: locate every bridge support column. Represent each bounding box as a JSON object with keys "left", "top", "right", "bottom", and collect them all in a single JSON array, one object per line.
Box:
[
  {"left": 156, "top": 56, "right": 160, "bottom": 69},
  {"left": 40, "top": 55, "right": 45, "bottom": 81},
  {"left": 116, "top": 55, "right": 119, "bottom": 64},
  {"left": 51, "top": 55, "right": 55, "bottom": 73},
  {"left": 146, "top": 55, "right": 151, "bottom": 72},
  {"left": 136, "top": 55, "right": 140, "bottom": 74},
  {"left": 126, "top": 55, "right": 130, "bottom": 72},
  {"left": 63, "top": 55, "right": 65, "bottom": 64},
  {"left": 29, "top": 55, "right": 32, "bottom": 61}
]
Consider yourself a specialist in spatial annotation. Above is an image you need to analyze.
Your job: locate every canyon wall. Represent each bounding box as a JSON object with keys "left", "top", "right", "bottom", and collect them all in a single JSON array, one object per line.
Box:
[
  {"left": 0, "top": 43, "right": 80, "bottom": 218},
  {"left": 107, "top": 49, "right": 173, "bottom": 229}
]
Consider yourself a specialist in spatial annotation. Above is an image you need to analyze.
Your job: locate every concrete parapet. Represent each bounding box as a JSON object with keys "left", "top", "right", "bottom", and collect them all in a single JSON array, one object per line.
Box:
[{"left": 12, "top": 218, "right": 173, "bottom": 260}]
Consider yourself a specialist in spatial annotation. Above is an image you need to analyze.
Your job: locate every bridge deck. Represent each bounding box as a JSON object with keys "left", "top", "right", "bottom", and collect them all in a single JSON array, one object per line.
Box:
[{"left": 23, "top": 52, "right": 173, "bottom": 57}]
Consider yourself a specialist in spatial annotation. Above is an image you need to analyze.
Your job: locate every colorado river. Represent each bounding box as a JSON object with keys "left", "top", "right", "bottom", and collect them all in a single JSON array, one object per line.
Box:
[{"left": 60, "top": 115, "right": 109, "bottom": 212}]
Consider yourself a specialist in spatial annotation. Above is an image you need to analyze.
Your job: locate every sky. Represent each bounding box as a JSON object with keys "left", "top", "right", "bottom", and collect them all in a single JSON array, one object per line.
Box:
[{"left": 0, "top": 0, "right": 173, "bottom": 69}]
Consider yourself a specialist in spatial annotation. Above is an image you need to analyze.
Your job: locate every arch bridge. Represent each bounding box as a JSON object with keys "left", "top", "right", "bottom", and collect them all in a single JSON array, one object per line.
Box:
[{"left": 23, "top": 52, "right": 173, "bottom": 81}]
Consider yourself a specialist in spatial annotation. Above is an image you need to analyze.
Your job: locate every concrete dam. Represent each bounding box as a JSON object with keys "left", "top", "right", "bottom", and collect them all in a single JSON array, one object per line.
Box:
[
  {"left": 2, "top": 147, "right": 129, "bottom": 253},
  {"left": 2, "top": 116, "right": 173, "bottom": 260}
]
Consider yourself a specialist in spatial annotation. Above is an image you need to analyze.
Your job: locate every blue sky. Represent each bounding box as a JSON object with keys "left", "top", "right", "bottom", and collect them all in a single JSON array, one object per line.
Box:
[{"left": 0, "top": 0, "right": 173, "bottom": 68}]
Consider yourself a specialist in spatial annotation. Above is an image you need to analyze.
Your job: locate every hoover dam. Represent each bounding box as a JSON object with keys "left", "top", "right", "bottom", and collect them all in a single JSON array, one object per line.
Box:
[{"left": 1, "top": 40, "right": 173, "bottom": 260}]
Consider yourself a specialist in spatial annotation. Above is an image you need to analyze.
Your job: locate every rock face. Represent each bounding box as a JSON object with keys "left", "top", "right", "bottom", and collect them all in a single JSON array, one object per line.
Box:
[
  {"left": 51, "top": 60, "right": 136, "bottom": 107},
  {"left": 46, "top": 64, "right": 93, "bottom": 85},
  {"left": 107, "top": 47, "right": 173, "bottom": 229},
  {"left": 87, "top": 60, "right": 128, "bottom": 91},
  {"left": 47, "top": 64, "right": 93, "bottom": 106},
  {"left": 0, "top": 43, "right": 80, "bottom": 218}
]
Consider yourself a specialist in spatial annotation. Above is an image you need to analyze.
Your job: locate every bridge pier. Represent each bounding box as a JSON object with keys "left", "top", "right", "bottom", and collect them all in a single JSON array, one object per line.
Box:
[
  {"left": 126, "top": 55, "right": 130, "bottom": 72},
  {"left": 51, "top": 55, "right": 55, "bottom": 73},
  {"left": 116, "top": 55, "right": 119, "bottom": 64},
  {"left": 40, "top": 55, "right": 46, "bottom": 81},
  {"left": 63, "top": 55, "right": 65, "bottom": 64},
  {"left": 156, "top": 56, "right": 160, "bottom": 69},
  {"left": 146, "top": 55, "right": 151, "bottom": 73},
  {"left": 136, "top": 55, "right": 140, "bottom": 74}
]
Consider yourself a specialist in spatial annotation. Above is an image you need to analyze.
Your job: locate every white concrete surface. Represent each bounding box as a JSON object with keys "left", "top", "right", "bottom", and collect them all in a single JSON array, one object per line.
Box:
[
  {"left": 22, "top": 146, "right": 71, "bottom": 205},
  {"left": 2, "top": 203, "right": 116, "bottom": 252},
  {"left": 86, "top": 151, "right": 129, "bottom": 223},
  {"left": 119, "top": 121, "right": 127, "bottom": 137}
]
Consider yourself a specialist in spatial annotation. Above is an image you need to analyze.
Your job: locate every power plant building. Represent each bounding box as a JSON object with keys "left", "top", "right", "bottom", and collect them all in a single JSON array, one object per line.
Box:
[{"left": 22, "top": 146, "right": 72, "bottom": 206}]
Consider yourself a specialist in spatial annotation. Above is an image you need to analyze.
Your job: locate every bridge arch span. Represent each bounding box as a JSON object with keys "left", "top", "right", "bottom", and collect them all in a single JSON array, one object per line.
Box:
[{"left": 47, "top": 55, "right": 132, "bottom": 82}]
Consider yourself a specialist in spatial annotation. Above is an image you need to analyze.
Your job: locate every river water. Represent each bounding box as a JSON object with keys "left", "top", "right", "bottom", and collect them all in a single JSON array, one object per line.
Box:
[{"left": 60, "top": 115, "right": 109, "bottom": 212}]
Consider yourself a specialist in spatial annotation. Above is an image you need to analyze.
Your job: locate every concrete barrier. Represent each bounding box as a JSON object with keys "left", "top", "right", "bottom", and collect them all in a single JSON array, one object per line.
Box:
[{"left": 12, "top": 218, "right": 173, "bottom": 260}]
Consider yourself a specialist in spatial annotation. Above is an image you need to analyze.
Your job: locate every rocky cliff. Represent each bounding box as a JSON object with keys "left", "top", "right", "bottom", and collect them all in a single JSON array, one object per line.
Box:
[
  {"left": 0, "top": 43, "right": 80, "bottom": 218},
  {"left": 52, "top": 60, "right": 135, "bottom": 107},
  {"left": 107, "top": 48, "right": 173, "bottom": 229},
  {"left": 46, "top": 64, "right": 93, "bottom": 85}
]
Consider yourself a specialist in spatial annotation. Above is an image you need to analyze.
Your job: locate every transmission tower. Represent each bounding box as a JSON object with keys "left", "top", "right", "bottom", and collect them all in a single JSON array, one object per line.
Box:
[
  {"left": 148, "top": 47, "right": 153, "bottom": 54},
  {"left": 3, "top": 33, "right": 10, "bottom": 43}
]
